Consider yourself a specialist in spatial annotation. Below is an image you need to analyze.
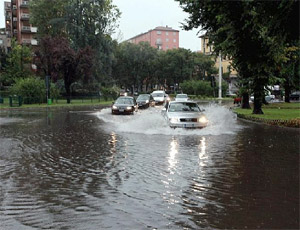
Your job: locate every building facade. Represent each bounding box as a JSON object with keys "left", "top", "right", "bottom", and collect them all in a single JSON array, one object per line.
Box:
[
  {"left": 4, "top": 0, "right": 37, "bottom": 49},
  {"left": 200, "top": 34, "right": 239, "bottom": 95},
  {"left": 127, "top": 26, "right": 179, "bottom": 51}
]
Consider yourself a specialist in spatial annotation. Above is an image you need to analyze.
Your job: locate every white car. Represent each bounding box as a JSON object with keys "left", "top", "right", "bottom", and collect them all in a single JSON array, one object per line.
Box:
[
  {"left": 151, "top": 90, "right": 170, "bottom": 105},
  {"left": 175, "top": 94, "right": 189, "bottom": 102},
  {"left": 162, "top": 101, "right": 208, "bottom": 129}
]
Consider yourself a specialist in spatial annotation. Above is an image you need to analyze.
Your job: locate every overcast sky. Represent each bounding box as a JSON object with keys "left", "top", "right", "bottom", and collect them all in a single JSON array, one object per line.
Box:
[{"left": 0, "top": 0, "right": 202, "bottom": 51}]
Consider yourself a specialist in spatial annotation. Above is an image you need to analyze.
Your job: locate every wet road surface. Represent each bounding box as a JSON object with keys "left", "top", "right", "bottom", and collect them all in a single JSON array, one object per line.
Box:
[{"left": 0, "top": 104, "right": 299, "bottom": 229}]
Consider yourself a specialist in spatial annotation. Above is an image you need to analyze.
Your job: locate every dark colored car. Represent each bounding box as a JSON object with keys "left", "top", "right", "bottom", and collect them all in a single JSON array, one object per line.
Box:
[
  {"left": 111, "top": 96, "right": 138, "bottom": 115},
  {"left": 136, "top": 94, "right": 155, "bottom": 108},
  {"left": 290, "top": 91, "right": 300, "bottom": 100}
]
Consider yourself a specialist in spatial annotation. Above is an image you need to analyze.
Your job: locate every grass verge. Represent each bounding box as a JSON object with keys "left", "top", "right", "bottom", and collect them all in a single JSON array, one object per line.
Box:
[
  {"left": 234, "top": 104, "right": 300, "bottom": 128},
  {"left": 0, "top": 99, "right": 113, "bottom": 109}
]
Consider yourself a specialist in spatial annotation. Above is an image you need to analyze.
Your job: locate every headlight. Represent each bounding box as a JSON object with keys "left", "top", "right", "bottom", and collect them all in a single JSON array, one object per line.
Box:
[
  {"left": 169, "top": 118, "right": 178, "bottom": 123},
  {"left": 167, "top": 97, "right": 170, "bottom": 101},
  {"left": 146, "top": 100, "right": 149, "bottom": 103},
  {"left": 126, "top": 106, "right": 132, "bottom": 110},
  {"left": 112, "top": 105, "right": 118, "bottom": 109},
  {"left": 198, "top": 116, "right": 208, "bottom": 123}
]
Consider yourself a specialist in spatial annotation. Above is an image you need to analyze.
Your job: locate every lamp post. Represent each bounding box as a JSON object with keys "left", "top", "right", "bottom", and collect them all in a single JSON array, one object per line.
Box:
[{"left": 218, "top": 51, "right": 222, "bottom": 99}]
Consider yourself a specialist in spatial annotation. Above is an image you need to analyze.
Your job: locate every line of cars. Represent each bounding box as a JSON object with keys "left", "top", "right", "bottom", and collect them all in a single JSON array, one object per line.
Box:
[{"left": 111, "top": 91, "right": 208, "bottom": 129}]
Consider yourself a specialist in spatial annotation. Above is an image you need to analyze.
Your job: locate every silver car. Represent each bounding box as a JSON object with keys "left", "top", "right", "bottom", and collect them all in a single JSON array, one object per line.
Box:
[{"left": 162, "top": 101, "right": 208, "bottom": 129}]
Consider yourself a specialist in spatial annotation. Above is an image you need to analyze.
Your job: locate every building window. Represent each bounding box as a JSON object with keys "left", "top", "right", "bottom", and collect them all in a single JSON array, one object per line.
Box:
[
  {"left": 166, "top": 46, "right": 168, "bottom": 50},
  {"left": 173, "top": 39, "right": 176, "bottom": 43},
  {"left": 156, "top": 38, "right": 162, "bottom": 45},
  {"left": 173, "top": 32, "right": 176, "bottom": 36},
  {"left": 0, "top": 39, "right": 3, "bottom": 45},
  {"left": 166, "top": 38, "right": 169, "bottom": 42},
  {"left": 166, "top": 32, "right": 169, "bottom": 36},
  {"left": 157, "top": 31, "right": 161, "bottom": 35}
]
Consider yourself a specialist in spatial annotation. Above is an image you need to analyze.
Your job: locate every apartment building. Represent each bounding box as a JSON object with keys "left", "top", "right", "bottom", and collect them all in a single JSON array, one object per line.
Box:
[
  {"left": 200, "top": 34, "right": 239, "bottom": 94},
  {"left": 4, "top": 0, "right": 37, "bottom": 48},
  {"left": 127, "top": 26, "right": 179, "bottom": 51}
]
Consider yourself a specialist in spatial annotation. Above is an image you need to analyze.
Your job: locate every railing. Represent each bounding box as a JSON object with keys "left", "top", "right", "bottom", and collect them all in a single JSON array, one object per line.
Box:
[{"left": 21, "top": 14, "right": 30, "bottom": 20}]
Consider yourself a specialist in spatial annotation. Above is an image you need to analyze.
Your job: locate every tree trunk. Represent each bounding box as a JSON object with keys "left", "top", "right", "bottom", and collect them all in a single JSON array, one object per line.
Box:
[
  {"left": 284, "top": 80, "right": 291, "bottom": 103},
  {"left": 241, "top": 92, "right": 251, "bottom": 109},
  {"left": 253, "top": 90, "right": 264, "bottom": 114},
  {"left": 65, "top": 82, "right": 71, "bottom": 104}
]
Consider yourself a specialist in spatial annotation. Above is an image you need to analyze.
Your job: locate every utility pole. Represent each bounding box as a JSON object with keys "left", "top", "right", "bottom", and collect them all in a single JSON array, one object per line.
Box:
[{"left": 218, "top": 51, "right": 222, "bottom": 99}]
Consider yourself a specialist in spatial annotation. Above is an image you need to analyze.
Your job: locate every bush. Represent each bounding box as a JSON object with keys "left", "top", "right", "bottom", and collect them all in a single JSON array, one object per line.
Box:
[
  {"left": 11, "top": 77, "right": 46, "bottom": 104},
  {"left": 100, "top": 86, "right": 120, "bottom": 101},
  {"left": 180, "top": 79, "right": 228, "bottom": 97}
]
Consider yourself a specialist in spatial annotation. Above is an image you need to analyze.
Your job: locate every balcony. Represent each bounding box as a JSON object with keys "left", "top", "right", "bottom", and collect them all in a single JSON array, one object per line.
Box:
[
  {"left": 12, "top": 5, "right": 17, "bottom": 10},
  {"left": 5, "top": 3, "right": 11, "bottom": 10},
  {"left": 31, "top": 27, "right": 37, "bottom": 33},
  {"left": 21, "top": 26, "right": 31, "bottom": 33},
  {"left": 20, "top": 1, "right": 30, "bottom": 8},
  {"left": 13, "top": 29, "right": 17, "bottom": 34},
  {"left": 22, "top": 39, "right": 31, "bottom": 45},
  {"left": 21, "top": 14, "right": 30, "bottom": 20}
]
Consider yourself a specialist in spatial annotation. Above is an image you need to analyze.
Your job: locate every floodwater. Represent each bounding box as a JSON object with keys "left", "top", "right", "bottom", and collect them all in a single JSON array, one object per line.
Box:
[{"left": 0, "top": 103, "right": 299, "bottom": 230}]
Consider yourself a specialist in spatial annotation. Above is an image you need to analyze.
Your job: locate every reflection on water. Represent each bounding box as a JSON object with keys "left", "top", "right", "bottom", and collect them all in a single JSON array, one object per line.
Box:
[
  {"left": 168, "top": 137, "right": 178, "bottom": 172},
  {"left": 0, "top": 107, "right": 299, "bottom": 229}
]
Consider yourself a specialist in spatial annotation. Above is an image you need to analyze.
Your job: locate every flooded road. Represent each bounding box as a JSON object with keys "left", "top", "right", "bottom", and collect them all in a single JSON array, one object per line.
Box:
[{"left": 0, "top": 104, "right": 299, "bottom": 229}]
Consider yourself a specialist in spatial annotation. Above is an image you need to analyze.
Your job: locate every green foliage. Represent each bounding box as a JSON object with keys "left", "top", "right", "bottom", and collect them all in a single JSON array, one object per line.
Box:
[
  {"left": 1, "top": 40, "right": 33, "bottom": 86},
  {"left": 11, "top": 77, "right": 45, "bottom": 104},
  {"left": 180, "top": 79, "right": 228, "bottom": 98},
  {"left": 100, "top": 86, "right": 120, "bottom": 101},
  {"left": 50, "top": 83, "right": 60, "bottom": 100},
  {"left": 176, "top": 0, "right": 299, "bottom": 113},
  {"left": 30, "top": 0, "right": 121, "bottom": 81}
]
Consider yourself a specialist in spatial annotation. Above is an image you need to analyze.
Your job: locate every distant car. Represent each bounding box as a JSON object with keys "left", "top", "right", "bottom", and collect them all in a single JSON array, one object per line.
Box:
[
  {"left": 175, "top": 94, "right": 189, "bottom": 102},
  {"left": 151, "top": 90, "right": 170, "bottom": 105},
  {"left": 250, "top": 95, "right": 275, "bottom": 102},
  {"left": 161, "top": 101, "right": 208, "bottom": 129},
  {"left": 111, "top": 96, "right": 138, "bottom": 115},
  {"left": 290, "top": 91, "right": 300, "bottom": 100},
  {"left": 136, "top": 94, "right": 155, "bottom": 108}
]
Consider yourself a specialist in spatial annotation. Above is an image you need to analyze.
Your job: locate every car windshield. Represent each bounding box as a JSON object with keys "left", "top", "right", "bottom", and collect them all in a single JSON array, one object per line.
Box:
[
  {"left": 137, "top": 95, "right": 149, "bottom": 100},
  {"left": 168, "top": 102, "right": 200, "bottom": 112},
  {"left": 152, "top": 93, "right": 164, "bottom": 97},
  {"left": 115, "top": 98, "right": 133, "bottom": 104},
  {"left": 176, "top": 94, "right": 187, "bottom": 98}
]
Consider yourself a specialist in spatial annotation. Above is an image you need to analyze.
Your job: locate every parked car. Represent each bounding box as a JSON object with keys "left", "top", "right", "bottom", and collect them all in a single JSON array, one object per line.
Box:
[
  {"left": 136, "top": 94, "right": 155, "bottom": 108},
  {"left": 175, "top": 94, "right": 189, "bottom": 102},
  {"left": 290, "top": 91, "right": 300, "bottom": 100},
  {"left": 151, "top": 90, "right": 170, "bottom": 105},
  {"left": 111, "top": 96, "right": 138, "bottom": 115},
  {"left": 250, "top": 94, "right": 275, "bottom": 103},
  {"left": 161, "top": 101, "right": 208, "bottom": 129}
]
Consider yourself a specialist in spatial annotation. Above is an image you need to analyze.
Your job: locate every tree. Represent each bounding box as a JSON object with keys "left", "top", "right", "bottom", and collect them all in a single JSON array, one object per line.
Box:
[
  {"left": 0, "top": 40, "right": 33, "bottom": 86},
  {"left": 30, "top": 0, "right": 68, "bottom": 37},
  {"left": 30, "top": 0, "right": 121, "bottom": 85},
  {"left": 176, "top": 0, "right": 299, "bottom": 114},
  {"left": 35, "top": 37, "right": 94, "bottom": 103}
]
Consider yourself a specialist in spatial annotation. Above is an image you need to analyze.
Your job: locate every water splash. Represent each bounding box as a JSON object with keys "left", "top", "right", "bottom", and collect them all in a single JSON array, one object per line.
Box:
[{"left": 95, "top": 104, "right": 242, "bottom": 136}]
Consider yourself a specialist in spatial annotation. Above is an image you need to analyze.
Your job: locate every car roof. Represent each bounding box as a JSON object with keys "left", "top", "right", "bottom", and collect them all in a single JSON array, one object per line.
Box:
[
  {"left": 138, "top": 94, "right": 150, "bottom": 96},
  {"left": 117, "top": 96, "right": 134, "bottom": 99},
  {"left": 169, "top": 101, "right": 196, "bottom": 104},
  {"left": 176, "top": 94, "right": 187, "bottom": 96}
]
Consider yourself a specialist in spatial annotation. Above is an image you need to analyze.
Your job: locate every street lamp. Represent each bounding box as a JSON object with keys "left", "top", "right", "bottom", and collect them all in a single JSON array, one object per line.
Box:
[{"left": 218, "top": 51, "right": 222, "bottom": 99}]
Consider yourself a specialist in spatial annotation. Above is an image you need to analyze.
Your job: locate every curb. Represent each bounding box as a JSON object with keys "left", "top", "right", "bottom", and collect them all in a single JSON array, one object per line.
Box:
[{"left": 236, "top": 113, "right": 300, "bottom": 128}]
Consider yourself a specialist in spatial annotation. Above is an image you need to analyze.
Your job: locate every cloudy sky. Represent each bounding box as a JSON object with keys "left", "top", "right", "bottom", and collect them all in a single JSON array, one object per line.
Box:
[{"left": 0, "top": 0, "right": 202, "bottom": 51}]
